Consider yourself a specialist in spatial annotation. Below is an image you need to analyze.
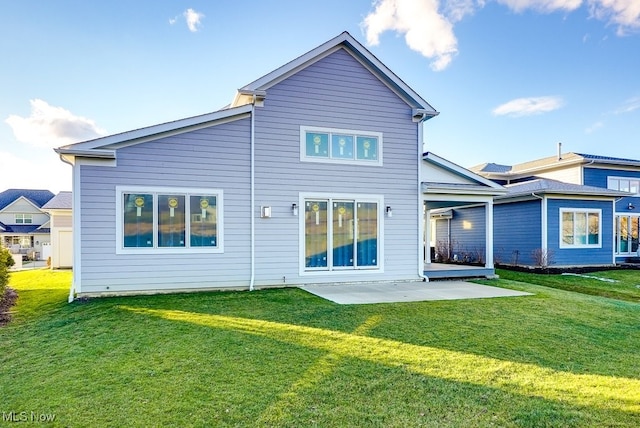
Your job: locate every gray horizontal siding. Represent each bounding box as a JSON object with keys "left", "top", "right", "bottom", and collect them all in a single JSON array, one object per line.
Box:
[
  {"left": 253, "top": 48, "right": 420, "bottom": 285},
  {"left": 77, "top": 47, "right": 425, "bottom": 294},
  {"left": 78, "top": 118, "right": 253, "bottom": 294}
]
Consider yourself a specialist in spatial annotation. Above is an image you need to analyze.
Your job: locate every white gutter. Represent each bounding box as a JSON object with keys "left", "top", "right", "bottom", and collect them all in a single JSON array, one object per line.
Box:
[{"left": 249, "top": 97, "right": 256, "bottom": 291}]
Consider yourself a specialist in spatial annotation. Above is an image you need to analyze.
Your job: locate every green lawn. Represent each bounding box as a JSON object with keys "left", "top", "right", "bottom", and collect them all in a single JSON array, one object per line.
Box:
[
  {"left": 496, "top": 268, "right": 640, "bottom": 302},
  {"left": 1, "top": 270, "right": 639, "bottom": 427}
]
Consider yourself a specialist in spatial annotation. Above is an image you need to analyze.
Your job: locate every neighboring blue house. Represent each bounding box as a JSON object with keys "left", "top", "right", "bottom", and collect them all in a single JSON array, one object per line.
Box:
[
  {"left": 55, "top": 32, "right": 504, "bottom": 299},
  {"left": 438, "top": 150, "right": 639, "bottom": 268},
  {"left": 0, "top": 189, "right": 54, "bottom": 260}
]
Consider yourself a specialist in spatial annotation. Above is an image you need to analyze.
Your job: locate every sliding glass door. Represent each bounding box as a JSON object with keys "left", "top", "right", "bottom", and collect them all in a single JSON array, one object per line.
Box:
[{"left": 305, "top": 198, "right": 379, "bottom": 271}]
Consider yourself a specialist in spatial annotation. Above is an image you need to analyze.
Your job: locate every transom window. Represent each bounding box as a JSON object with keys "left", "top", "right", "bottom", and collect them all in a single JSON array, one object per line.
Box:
[
  {"left": 560, "top": 209, "right": 601, "bottom": 248},
  {"left": 116, "top": 187, "right": 223, "bottom": 254},
  {"left": 15, "top": 214, "right": 33, "bottom": 224},
  {"left": 608, "top": 177, "right": 640, "bottom": 195},
  {"left": 303, "top": 196, "right": 381, "bottom": 272},
  {"left": 300, "top": 126, "right": 383, "bottom": 165}
]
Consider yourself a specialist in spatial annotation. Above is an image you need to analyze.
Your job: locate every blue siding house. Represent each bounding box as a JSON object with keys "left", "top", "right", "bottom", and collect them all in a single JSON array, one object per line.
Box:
[
  {"left": 56, "top": 32, "right": 504, "bottom": 299},
  {"left": 464, "top": 149, "right": 640, "bottom": 267}
]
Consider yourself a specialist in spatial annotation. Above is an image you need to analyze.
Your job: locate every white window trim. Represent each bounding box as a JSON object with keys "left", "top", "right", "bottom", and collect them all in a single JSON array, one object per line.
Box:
[
  {"left": 607, "top": 176, "right": 640, "bottom": 196},
  {"left": 559, "top": 208, "right": 602, "bottom": 249},
  {"left": 300, "top": 126, "right": 383, "bottom": 166},
  {"left": 115, "top": 186, "right": 224, "bottom": 255},
  {"left": 298, "top": 192, "right": 384, "bottom": 276}
]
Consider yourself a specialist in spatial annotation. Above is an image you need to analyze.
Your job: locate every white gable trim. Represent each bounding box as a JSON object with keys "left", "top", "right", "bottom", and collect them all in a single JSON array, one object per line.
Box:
[
  {"left": 55, "top": 104, "right": 253, "bottom": 155},
  {"left": 423, "top": 152, "right": 506, "bottom": 192},
  {"left": 0, "top": 196, "right": 43, "bottom": 213}
]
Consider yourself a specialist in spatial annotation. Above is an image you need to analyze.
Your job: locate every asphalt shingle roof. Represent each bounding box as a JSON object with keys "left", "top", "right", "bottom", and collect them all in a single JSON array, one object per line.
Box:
[
  {"left": 41, "top": 191, "right": 72, "bottom": 210},
  {"left": 0, "top": 189, "right": 55, "bottom": 211},
  {"left": 499, "top": 178, "right": 630, "bottom": 199}
]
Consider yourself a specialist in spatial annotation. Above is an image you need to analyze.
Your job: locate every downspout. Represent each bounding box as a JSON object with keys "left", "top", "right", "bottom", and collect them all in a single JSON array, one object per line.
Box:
[
  {"left": 417, "top": 121, "right": 427, "bottom": 280},
  {"left": 59, "top": 154, "right": 76, "bottom": 303},
  {"left": 249, "top": 97, "right": 256, "bottom": 291},
  {"left": 415, "top": 109, "right": 437, "bottom": 280}
]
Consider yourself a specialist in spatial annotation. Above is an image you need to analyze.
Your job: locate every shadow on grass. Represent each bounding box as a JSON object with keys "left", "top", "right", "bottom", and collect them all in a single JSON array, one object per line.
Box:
[{"left": 120, "top": 306, "right": 640, "bottom": 415}]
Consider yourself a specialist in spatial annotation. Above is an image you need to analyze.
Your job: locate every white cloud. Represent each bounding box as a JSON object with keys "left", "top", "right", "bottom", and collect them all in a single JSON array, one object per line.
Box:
[
  {"left": 5, "top": 99, "right": 106, "bottom": 148},
  {"left": 492, "top": 96, "right": 564, "bottom": 117},
  {"left": 585, "top": 120, "right": 604, "bottom": 133},
  {"left": 362, "top": 0, "right": 638, "bottom": 71},
  {"left": 0, "top": 150, "right": 71, "bottom": 193},
  {"left": 184, "top": 8, "right": 205, "bottom": 32},
  {"left": 588, "top": 0, "right": 640, "bottom": 35},
  {"left": 362, "top": 0, "right": 461, "bottom": 71},
  {"left": 613, "top": 96, "right": 640, "bottom": 114}
]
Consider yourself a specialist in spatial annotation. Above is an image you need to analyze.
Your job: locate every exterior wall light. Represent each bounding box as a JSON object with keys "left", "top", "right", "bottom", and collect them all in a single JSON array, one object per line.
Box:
[
  {"left": 386, "top": 206, "right": 393, "bottom": 218},
  {"left": 292, "top": 203, "right": 298, "bottom": 216}
]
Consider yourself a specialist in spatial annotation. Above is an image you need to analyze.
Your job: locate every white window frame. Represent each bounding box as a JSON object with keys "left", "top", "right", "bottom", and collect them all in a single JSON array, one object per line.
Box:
[
  {"left": 559, "top": 208, "right": 602, "bottom": 249},
  {"left": 300, "top": 126, "right": 383, "bottom": 166},
  {"left": 15, "top": 214, "right": 33, "bottom": 224},
  {"left": 298, "top": 192, "right": 384, "bottom": 276},
  {"left": 608, "top": 176, "right": 640, "bottom": 196},
  {"left": 115, "top": 186, "right": 224, "bottom": 255},
  {"left": 614, "top": 214, "right": 640, "bottom": 255}
]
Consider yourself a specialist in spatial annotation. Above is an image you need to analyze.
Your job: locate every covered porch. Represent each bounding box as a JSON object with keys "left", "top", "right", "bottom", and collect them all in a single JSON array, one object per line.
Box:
[{"left": 420, "top": 152, "right": 506, "bottom": 281}]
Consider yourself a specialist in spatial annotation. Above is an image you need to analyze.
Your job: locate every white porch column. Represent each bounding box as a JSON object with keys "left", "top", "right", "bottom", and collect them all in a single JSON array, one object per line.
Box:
[
  {"left": 425, "top": 205, "right": 431, "bottom": 263},
  {"left": 485, "top": 199, "right": 494, "bottom": 268}
]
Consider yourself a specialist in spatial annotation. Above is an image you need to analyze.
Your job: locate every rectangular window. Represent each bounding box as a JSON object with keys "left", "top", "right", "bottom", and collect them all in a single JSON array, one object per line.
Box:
[
  {"left": 615, "top": 215, "right": 639, "bottom": 255},
  {"left": 560, "top": 209, "right": 601, "bottom": 248},
  {"left": 301, "top": 126, "right": 382, "bottom": 165},
  {"left": 15, "top": 214, "right": 33, "bottom": 224},
  {"left": 608, "top": 177, "right": 640, "bottom": 195},
  {"left": 303, "top": 196, "right": 380, "bottom": 271},
  {"left": 117, "top": 187, "right": 223, "bottom": 254}
]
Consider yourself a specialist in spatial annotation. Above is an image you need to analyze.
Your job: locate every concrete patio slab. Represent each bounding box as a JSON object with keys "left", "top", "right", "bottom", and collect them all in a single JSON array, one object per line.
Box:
[{"left": 300, "top": 280, "right": 532, "bottom": 305}]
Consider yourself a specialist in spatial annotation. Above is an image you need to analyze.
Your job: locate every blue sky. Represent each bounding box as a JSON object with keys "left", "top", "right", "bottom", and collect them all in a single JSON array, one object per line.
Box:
[{"left": 1, "top": 0, "right": 639, "bottom": 192}]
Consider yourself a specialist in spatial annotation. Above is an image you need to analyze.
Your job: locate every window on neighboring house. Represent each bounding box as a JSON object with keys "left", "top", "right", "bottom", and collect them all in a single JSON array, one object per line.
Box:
[
  {"left": 608, "top": 177, "right": 640, "bottom": 195},
  {"left": 301, "top": 126, "right": 382, "bottom": 165},
  {"left": 560, "top": 209, "right": 601, "bottom": 248},
  {"left": 303, "top": 196, "right": 381, "bottom": 272},
  {"left": 15, "top": 214, "right": 33, "bottom": 224},
  {"left": 118, "top": 187, "right": 222, "bottom": 254},
  {"left": 615, "top": 215, "right": 639, "bottom": 255}
]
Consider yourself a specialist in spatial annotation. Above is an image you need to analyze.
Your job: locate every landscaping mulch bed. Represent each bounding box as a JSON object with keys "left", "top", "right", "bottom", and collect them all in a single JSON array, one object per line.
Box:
[{"left": 0, "top": 287, "right": 18, "bottom": 326}]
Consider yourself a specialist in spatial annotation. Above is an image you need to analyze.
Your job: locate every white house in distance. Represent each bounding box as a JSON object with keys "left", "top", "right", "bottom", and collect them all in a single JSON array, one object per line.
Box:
[
  {"left": 0, "top": 189, "right": 54, "bottom": 262},
  {"left": 41, "top": 191, "right": 73, "bottom": 269},
  {"left": 55, "top": 32, "right": 504, "bottom": 300}
]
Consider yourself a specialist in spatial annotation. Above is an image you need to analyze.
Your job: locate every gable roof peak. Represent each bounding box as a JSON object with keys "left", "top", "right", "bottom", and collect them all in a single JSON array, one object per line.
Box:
[{"left": 232, "top": 31, "right": 438, "bottom": 117}]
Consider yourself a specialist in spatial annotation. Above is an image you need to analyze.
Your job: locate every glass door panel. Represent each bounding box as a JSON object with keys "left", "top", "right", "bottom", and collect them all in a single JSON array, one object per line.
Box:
[
  {"left": 357, "top": 202, "right": 378, "bottom": 267},
  {"left": 305, "top": 200, "right": 328, "bottom": 268},
  {"left": 332, "top": 201, "right": 354, "bottom": 267},
  {"left": 632, "top": 217, "right": 639, "bottom": 253},
  {"left": 620, "top": 216, "right": 629, "bottom": 253}
]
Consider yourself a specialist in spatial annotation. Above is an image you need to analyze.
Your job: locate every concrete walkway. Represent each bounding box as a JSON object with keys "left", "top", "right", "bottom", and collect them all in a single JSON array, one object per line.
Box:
[{"left": 300, "top": 280, "right": 532, "bottom": 305}]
